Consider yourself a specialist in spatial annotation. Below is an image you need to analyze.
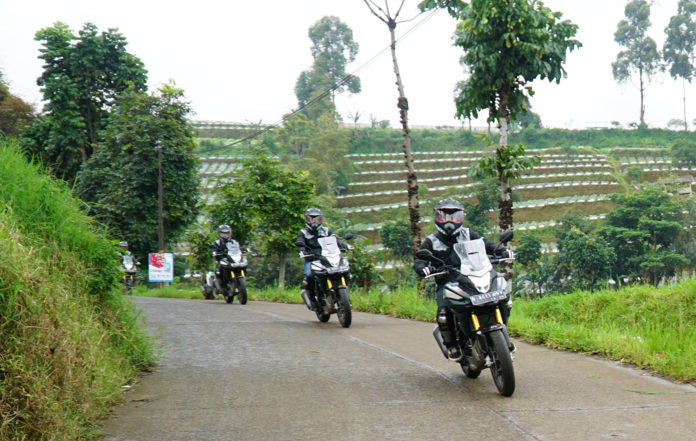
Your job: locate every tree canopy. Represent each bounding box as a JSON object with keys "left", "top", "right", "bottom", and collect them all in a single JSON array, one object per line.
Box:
[
  {"left": 612, "top": 0, "right": 661, "bottom": 126},
  {"left": 22, "top": 22, "right": 147, "bottom": 183},
  {"left": 75, "top": 82, "right": 199, "bottom": 258}
]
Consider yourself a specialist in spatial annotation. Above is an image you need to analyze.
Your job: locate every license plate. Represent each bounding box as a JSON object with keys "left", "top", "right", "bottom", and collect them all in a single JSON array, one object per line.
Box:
[{"left": 470, "top": 290, "right": 507, "bottom": 306}]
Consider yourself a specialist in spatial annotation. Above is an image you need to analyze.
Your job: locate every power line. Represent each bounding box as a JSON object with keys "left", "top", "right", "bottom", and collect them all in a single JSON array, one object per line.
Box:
[{"left": 202, "top": 6, "right": 443, "bottom": 154}]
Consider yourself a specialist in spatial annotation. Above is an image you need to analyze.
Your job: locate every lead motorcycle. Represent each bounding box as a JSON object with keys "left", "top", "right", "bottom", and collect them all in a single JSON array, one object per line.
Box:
[
  {"left": 120, "top": 253, "right": 138, "bottom": 289},
  {"left": 217, "top": 240, "right": 248, "bottom": 305},
  {"left": 300, "top": 235, "right": 353, "bottom": 328},
  {"left": 416, "top": 231, "right": 516, "bottom": 396}
]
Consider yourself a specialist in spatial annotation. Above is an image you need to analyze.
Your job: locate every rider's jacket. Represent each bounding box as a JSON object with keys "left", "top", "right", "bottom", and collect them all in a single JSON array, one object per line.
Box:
[
  {"left": 295, "top": 226, "right": 346, "bottom": 258},
  {"left": 211, "top": 238, "right": 239, "bottom": 262},
  {"left": 414, "top": 229, "right": 500, "bottom": 286}
]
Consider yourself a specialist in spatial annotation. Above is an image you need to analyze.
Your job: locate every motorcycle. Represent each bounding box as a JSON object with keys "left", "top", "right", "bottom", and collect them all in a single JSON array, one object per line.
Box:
[
  {"left": 415, "top": 230, "right": 516, "bottom": 397},
  {"left": 301, "top": 235, "right": 353, "bottom": 328},
  {"left": 200, "top": 271, "right": 219, "bottom": 300},
  {"left": 121, "top": 253, "right": 138, "bottom": 289},
  {"left": 217, "top": 240, "right": 248, "bottom": 305}
]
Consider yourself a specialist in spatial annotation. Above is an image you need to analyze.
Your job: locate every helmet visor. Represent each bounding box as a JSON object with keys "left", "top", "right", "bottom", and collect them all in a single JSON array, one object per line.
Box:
[
  {"left": 305, "top": 214, "right": 323, "bottom": 226},
  {"left": 219, "top": 230, "right": 231, "bottom": 239},
  {"left": 435, "top": 209, "right": 464, "bottom": 225}
]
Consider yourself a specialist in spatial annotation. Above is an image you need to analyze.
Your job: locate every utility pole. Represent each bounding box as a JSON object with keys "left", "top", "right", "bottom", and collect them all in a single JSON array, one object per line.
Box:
[{"left": 156, "top": 140, "right": 165, "bottom": 253}]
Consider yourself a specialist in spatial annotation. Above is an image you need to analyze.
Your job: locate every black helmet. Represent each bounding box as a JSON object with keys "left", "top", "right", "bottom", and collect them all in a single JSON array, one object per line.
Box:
[
  {"left": 118, "top": 241, "right": 128, "bottom": 250},
  {"left": 304, "top": 207, "right": 323, "bottom": 231},
  {"left": 434, "top": 198, "right": 465, "bottom": 236},
  {"left": 217, "top": 224, "right": 231, "bottom": 240}
]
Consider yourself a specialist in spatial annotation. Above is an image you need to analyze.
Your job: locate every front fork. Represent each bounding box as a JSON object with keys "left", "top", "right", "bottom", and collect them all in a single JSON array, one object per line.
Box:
[{"left": 466, "top": 307, "right": 515, "bottom": 355}]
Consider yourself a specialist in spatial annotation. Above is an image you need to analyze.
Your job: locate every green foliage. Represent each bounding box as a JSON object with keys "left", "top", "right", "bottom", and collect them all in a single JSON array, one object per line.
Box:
[
  {"left": 75, "top": 82, "right": 200, "bottom": 259},
  {"left": 207, "top": 147, "right": 315, "bottom": 285},
  {"left": 436, "top": 0, "right": 581, "bottom": 123},
  {"left": 599, "top": 186, "right": 692, "bottom": 285},
  {"left": 670, "top": 138, "right": 696, "bottom": 166},
  {"left": 380, "top": 219, "right": 412, "bottom": 259},
  {"left": 295, "top": 16, "right": 360, "bottom": 122},
  {"left": 0, "top": 75, "right": 35, "bottom": 136},
  {"left": 612, "top": 1, "right": 661, "bottom": 125},
  {"left": 663, "top": 0, "right": 696, "bottom": 83},
  {"left": 183, "top": 222, "right": 217, "bottom": 276},
  {"left": 461, "top": 176, "right": 500, "bottom": 232},
  {"left": 22, "top": 22, "right": 147, "bottom": 183},
  {"left": 345, "top": 237, "right": 381, "bottom": 291},
  {"left": 0, "top": 139, "right": 154, "bottom": 440},
  {"left": 554, "top": 226, "right": 616, "bottom": 292},
  {"left": 469, "top": 143, "right": 541, "bottom": 182},
  {"left": 510, "top": 280, "right": 696, "bottom": 381},
  {"left": 515, "top": 233, "right": 542, "bottom": 268}
]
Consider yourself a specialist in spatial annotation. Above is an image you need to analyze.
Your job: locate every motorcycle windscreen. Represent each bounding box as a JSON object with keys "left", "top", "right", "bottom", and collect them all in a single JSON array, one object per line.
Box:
[
  {"left": 453, "top": 239, "right": 492, "bottom": 277},
  {"left": 122, "top": 255, "right": 134, "bottom": 266},
  {"left": 318, "top": 236, "right": 341, "bottom": 257},
  {"left": 226, "top": 240, "right": 242, "bottom": 260}
]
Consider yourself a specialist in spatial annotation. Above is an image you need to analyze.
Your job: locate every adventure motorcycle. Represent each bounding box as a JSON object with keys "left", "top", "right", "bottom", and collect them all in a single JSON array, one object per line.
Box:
[
  {"left": 121, "top": 253, "right": 138, "bottom": 289},
  {"left": 416, "top": 231, "right": 516, "bottom": 397},
  {"left": 301, "top": 235, "right": 353, "bottom": 328},
  {"left": 217, "top": 240, "right": 248, "bottom": 305},
  {"left": 201, "top": 271, "right": 219, "bottom": 300}
]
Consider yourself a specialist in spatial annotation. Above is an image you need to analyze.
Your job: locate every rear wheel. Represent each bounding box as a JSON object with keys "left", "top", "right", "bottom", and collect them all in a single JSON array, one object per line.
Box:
[
  {"left": 237, "top": 278, "right": 247, "bottom": 305},
  {"left": 336, "top": 287, "right": 352, "bottom": 328},
  {"left": 489, "top": 330, "right": 515, "bottom": 396},
  {"left": 315, "top": 295, "right": 330, "bottom": 322}
]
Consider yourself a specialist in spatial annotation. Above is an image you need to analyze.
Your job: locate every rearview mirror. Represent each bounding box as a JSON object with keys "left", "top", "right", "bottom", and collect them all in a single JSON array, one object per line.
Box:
[
  {"left": 415, "top": 249, "right": 434, "bottom": 260},
  {"left": 499, "top": 230, "right": 514, "bottom": 244},
  {"left": 344, "top": 233, "right": 354, "bottom": 240}
]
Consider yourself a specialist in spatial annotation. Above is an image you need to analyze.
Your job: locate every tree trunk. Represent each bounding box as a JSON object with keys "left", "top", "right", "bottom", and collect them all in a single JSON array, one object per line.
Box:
[
  {"left": 683, "top": 78, "right": 688, "bottom": 131},
  {"left": 388, "top": 19, "right": 421, "bottom": 256},
  {"left": 278, "top": 253, "right": 286, "bottom": 288},
  {"left": 639, "top": 67, "right": 645, "bottom": 125},
  {"left": 498, "top": 87, "right": 513, "bottom": 232}
]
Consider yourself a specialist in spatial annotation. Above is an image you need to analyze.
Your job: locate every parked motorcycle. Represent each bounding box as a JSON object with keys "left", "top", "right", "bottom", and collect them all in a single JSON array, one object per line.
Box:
[
  {"left": 416, "top": 230, "right": 516, "bottom": 396},
  {"left": 121, "top": 253, "right": 138, "bottom": 289},
  {"left": 301, "top": 235, "right": 353, "bottom": 328},
  {"left": 200, "top": 271, "right": 219, "bottom": 300},
  {"left": 217, "top": 240, "right": 248, "bottom": 305}
]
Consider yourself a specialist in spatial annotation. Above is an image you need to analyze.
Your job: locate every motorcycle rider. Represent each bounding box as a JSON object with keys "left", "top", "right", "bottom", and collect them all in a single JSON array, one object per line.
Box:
[
  {"left": 295, "top": 208, "right": 347, "bottom": 310},
  {"left": 413, "top": 198, "right": 511, "bottom": 362},
  {"left": 211, "top": 224, "right": 237, "bottom": 286}
]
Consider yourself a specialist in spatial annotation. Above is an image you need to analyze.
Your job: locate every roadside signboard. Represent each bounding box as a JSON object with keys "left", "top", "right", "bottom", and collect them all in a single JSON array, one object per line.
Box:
[{"left": 148, "top": 253, "right": 174, "bottom": 282}]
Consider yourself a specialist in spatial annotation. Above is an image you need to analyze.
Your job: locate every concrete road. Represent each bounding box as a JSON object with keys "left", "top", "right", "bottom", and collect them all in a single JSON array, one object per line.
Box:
[{"left": 101, "top": 297, "right": 696, "bottom": 441}]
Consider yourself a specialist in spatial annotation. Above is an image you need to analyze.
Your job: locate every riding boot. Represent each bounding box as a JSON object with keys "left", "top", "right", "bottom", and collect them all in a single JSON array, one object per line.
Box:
[
  {"left": 301, "top": 277, "right": 318, "bottom": 310},
  {"left": 437, "top": 308, "right": 462, "bottom": 362}
]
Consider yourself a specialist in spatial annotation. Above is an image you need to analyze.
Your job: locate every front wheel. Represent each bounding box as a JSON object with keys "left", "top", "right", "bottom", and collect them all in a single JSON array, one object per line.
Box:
[
  {"left": 237, "top": 278, "right": 247, "bottom": 305},
  {"left": 336, "top": 287, "right": 352, "bottom": 328},
  {"left": 223, "top": 284, "right": 233, "bottom": 304},
  {"left": 489, "top": 330, "right": 515, "bottom": 396}
]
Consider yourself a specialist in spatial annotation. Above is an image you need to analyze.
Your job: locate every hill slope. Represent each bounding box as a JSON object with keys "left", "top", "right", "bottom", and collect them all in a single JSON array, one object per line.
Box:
[{"left": 0, "top": 140, "right": 155, "bottom": 440}]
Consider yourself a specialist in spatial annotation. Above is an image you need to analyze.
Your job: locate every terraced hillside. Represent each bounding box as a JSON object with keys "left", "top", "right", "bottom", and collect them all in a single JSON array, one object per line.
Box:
[{"left": 196, "top": 147, "right": 696, "bottom": 248}]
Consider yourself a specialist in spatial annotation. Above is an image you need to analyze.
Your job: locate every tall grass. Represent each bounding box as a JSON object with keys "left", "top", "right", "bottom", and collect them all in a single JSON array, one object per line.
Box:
[
  {"left": 0, "top": 140, "right": 155, "bottom": 440},
  {"left": 509, "top": 281, "right": 696, "bottom": 381}
]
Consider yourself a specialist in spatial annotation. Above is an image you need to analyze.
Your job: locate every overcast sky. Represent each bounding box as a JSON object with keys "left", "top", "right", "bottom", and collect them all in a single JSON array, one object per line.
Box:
[{"left": 0, "top": 0, "right": 690, "bottom": 129}]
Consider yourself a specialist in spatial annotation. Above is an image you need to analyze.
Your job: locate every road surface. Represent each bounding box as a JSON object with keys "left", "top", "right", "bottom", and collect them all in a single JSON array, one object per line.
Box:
[{"left": 101, "top": 297, "right": 696, "bottom": 440}]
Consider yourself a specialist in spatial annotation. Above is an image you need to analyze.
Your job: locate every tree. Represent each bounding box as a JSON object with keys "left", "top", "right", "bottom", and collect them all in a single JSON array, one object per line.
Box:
[
  {"left": 670, "top": 138, "right": 696, "bottom": 166},
  {"left": 664, "top": 0, "right": 696, "bottom": 130},
  {"left": 363, "top": 0, "right": 422, "bottom": 257},
  {"left": 612, "top": 0, "right": 661, "bottom": 126},
  {"left": 553, "top": 226, "right": 616, "bottom": 292},
  {"left": 380, "top": 219, "right": 412, "bottom": 259},
  {"left": 302, "top": 114, "right": 353, "bottom": 195},
  {"left": 274, "top": 113, "right": 316, "bottom": 160},
  {"left": 598, "top": 186, "right": 690, "bottom": 286},
  {"left": 295, "top": 16, "right": 361, "bottom": 121},
  {"left": 515, "top": 234, "right": 542, "bottom": 269},
  {"left": 22, "top": 22, "right": 147, "bottom": 183},
  {"left": 0, "top": 73, "right": 35, "bottom": 136},
  {"left": 208, "top": 147, "right": 315, "bottom": 287},
  {"left": 421, "top": 0, "right": 580, "bottom": 231},
  {"left": 461, "top": 176, "right": 498, "bottom": 232},
  {"left": 75, "top": 82, "right": 199, "bottom": 259}
]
